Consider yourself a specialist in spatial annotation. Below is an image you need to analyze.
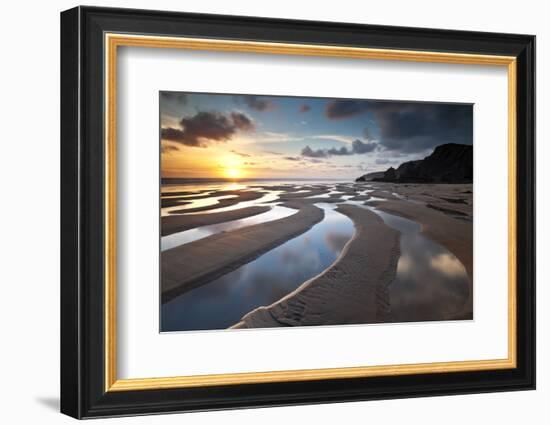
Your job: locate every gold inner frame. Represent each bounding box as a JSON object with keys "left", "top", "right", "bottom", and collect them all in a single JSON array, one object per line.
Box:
[{"left": 104, "top": 33, "right": 517, "bottom": 392}]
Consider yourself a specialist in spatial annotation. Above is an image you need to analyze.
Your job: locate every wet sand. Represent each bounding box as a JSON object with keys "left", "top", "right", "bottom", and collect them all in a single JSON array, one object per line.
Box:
[
  {"left": 161, "top": 203, "right": 324, "bottom": 302},
  {"left": 278, "top": 188, "right": 330, "bottom": 200},
  {"left": 162, "top": 206, "right": 271, "bottom": 236},
  {"left": 161, "top": 192, "right": 221, "bottom": 208},
  {"left": 365, "top": 182, "right": 473, "bottom": 221},
  {"left": 369, "top": 197, "right": 473, "bottom": 318},
  {"left": 233, "top": 205, "right": 401, "bottom": 328},
  {"left": 160, "top": 189, "right": 211, "bottom": 197},
  {"left": 161, "top": 181, "right": 473, "bottom": 328}
]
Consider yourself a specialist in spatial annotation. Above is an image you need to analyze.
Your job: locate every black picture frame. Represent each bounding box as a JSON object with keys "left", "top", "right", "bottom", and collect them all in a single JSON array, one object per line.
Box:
[{"left": 61, "top": 5, "right": 536, "bottom": 419}]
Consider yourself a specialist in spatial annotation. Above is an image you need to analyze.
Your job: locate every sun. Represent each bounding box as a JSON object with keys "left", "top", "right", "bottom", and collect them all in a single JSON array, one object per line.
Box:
[{"left": 224, "top": 168, "right": 243, "bottom": 179}]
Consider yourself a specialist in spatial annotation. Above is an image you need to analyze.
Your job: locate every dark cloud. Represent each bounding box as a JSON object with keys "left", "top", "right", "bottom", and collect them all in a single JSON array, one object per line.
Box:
[
  {"left": 301, "top": 146, "right": 328, "bottom": 158},
  {"left": 160, "top": 92, "right": 187, "bottom": 104},
  {"left": 299, "top": 104, "right": 311, "bottom": 113},
  {"left": 235, "top": 95, "right": 275, "bottom": 112},
  {"left": 230, "top": 112, "right": 254, "bottom": 131},
  {"left": 327, "top": 146, "right": 352, "bottom": 156},
  {"left": 161, "top": 111, "right": 255, "bottom": 147},
  {"left": 325, "top": 100, "right": 473, "bottom": 153},
  {"left": 231, "top": 150, "right": 251, "bottom": 157},
  {"left": 351, "top": 139, "right": 377, "bottom": 154},
  {"left": 284, "top": 156, "right": 300, "bottom": 161},
  {"left": 160, "top": 127, "right": 194, "bottom": 145},
  {"left": 301, "top": 139, "right": 378, "bottom": 158},
  {"left": 161, "top": 144, "right": 179, "bottom": 154},
  {"left": 373, "top": 103, "right": 472, "bottom": 153},
  {"left": 325, "top": 100, "right": 369, "bottom": 119},
  {"left": 263, "top": 150, "right": 283, "bottom": 155}
]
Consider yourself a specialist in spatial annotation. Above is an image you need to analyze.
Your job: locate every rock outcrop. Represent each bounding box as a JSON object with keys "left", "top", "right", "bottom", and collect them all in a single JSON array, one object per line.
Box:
[
  {"left": 356, "top": 143, "right": 472, "bottom": 184},
  {"left": 355, "top": 171, "right": 385, "bottom": 182}
]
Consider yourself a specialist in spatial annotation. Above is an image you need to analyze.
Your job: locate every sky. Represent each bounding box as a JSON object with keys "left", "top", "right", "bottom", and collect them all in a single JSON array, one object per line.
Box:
[{"left": 160, "top": 92, "right": 473, "bottom": 180}]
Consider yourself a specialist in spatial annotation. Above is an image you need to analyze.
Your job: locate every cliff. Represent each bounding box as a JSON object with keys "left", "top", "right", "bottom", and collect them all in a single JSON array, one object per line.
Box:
[
  {"left": 356, "top": 143, "right": 473, "bottom": 184},
  {"left": 355, "top": 171, "right": 385, "bottom": 182}
]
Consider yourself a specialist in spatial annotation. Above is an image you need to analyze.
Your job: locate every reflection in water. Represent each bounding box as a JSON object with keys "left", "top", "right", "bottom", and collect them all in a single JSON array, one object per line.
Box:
[
  {"left": 161, "top": 195, "right": 237, "bottom": 217},
  {"left": 161, "top": 205, "right": 296, "bottom": 251},
  {"left": 161, "top": 205, "right": 354, "bottom": 332},
  {"left": 185, "top": 190, "right": 281, "bottom": 215},
  {"left": 371, "top": 209, "right": 469, "bottom": 321}
]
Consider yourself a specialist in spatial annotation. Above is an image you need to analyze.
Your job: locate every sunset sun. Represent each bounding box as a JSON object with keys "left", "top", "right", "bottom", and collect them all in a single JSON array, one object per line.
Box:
[{"left": 224, "top": 168, "right": 243, "bottom": 179}]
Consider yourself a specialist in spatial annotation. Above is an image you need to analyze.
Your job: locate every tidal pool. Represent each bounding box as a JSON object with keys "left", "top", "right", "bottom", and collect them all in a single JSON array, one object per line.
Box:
[
  {"left": 161, "top": 204, "right": 354, "bottom": 332},
  {"left": 161, "top": 205, "right": 296, "bottom": 251},
  {"left": 185, "top": 190, "right": 281, "bottom": 215},
  {"left": 161, "top": 194, "right": 238, "bottom": 216},
  {"left": 368, "top": 208, "right": 470, "bottom": 322}
]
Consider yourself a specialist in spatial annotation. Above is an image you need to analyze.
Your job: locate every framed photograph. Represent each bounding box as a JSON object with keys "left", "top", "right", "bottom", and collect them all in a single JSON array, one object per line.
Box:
[{"left": 60, "top": 6, "right": 535, "bottom": 419}]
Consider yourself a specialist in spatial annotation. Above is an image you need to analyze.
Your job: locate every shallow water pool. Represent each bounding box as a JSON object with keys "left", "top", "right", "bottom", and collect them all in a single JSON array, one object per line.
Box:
[{"left": 161, "top": 204, "right": 354, "bottom": 332}]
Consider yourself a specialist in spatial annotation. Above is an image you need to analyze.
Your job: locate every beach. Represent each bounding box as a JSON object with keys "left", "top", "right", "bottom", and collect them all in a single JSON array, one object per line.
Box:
[{"left": 160, "top": 180, "right": 473, "bottom": 331}]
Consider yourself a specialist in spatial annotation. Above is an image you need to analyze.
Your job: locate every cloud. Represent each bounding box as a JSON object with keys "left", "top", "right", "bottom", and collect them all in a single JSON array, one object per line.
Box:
[
  {"left": 325, "top": 100, "right": 370, "bottom": 119},
  {"left": 161, "top": 143, "right": 179, "bottom": 154},
  {"left": 235, "top": 95, "right": 275, "bottom": 112},
  {"left": 325, "top": 100, "right": 473, "bottom": 153},
  {"left": 301, "top": 146, "right": 328, "bottom": 158},
  {"left": 231, "top": 150, "right": 251, "bottom": 157},
  {"left": 301, "top": 139, "right": 377, "bottom": 158},
  {"left": 160, "top": 127, "right": 194, "bottom": 145},
  {"left": 160, "top": 92, "right": 187, "bottom": 104},
  {"left": 161, "top": 111, "right": 255, "bottom": 147},
  {"left": 373, "top": 103, "right": 472, "bottom": 153},
  {"left": 284, "top": 156, "right": 300, "bottom": 161},
  {"left": 254, "top": 132, "right": 295, "bottom": 144},
  {"left": 311, "top": 134, "right": 356, "bottom": 144},
  {"left": 230, "top": 112, "right": 254, "bottom": 131},
  {"left": 262, "top": 150, "right": 283, "bottom": 155},
  {"left": 327, "top": 146, "right": 352, "bottom": 156},
  {"left": 351, "top": 139, "right": 377, "bottom": 154},
  {"left": 299, "top": 104, "right": 311, "bottom": 113}
]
